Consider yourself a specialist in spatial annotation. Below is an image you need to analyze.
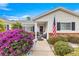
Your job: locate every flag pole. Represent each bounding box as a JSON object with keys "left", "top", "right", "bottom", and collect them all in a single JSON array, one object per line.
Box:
[{"left": 52, "top": 16, "right": 56, "bottom": 38}]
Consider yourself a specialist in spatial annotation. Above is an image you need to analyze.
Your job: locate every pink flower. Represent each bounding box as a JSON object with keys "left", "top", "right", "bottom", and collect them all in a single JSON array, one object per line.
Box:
[
  {"left": 9, "top": 47, "right": 13, "bottom": 52},
  {"left": 0, "top": 47, "right": 2, "bottom": 52},
  {"left": 0, "top": 29, "right": 34, "bottom": 56}
]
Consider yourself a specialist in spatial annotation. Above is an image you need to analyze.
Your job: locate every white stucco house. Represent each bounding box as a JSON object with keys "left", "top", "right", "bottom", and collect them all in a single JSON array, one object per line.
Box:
[{"left": 2, "top": 7, "right": 79, "bottom": 40}]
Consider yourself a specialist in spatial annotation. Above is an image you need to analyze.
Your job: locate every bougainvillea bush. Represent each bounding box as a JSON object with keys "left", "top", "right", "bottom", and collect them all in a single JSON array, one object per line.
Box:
[{"left": 0, "top": 29, "right": 34, "bottom": 56}]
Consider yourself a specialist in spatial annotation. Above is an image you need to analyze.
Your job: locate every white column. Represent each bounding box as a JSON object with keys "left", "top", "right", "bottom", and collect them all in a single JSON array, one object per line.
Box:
[
  {"left": 34, "top": 23, "right": 37, "bottom": 41},
  {"left": 47, "top": 32, "right": 49, "bottom": 39},
  {"left": 47, "top": 22, "right": 49, "bottom": 39},
  {"left": 9, "top": 24, "right": 11, "bottom": 30}
]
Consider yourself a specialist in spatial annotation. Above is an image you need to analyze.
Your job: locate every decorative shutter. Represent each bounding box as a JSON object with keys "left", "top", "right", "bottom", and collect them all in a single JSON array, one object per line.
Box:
[
  {"left": 72, "top": 22, "right": 75, "bottom": 31},
  {"left": 57, "top": 22, "right": 60, "bottom": 31},
  {"left": 33, "top": 26, "right": 34, "bottom": 32}
]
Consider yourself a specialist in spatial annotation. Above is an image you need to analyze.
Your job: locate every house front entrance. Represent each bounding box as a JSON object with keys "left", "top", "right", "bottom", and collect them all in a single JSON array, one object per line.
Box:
[
  {"left": 37, "top": 22, "right": 48, "bottom": 39},
  {"left": 39, "top": 26, "right": 43, "bottom": 34}
]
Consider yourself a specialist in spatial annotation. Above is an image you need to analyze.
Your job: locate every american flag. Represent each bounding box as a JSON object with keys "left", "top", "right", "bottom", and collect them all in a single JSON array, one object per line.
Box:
[{"left": 52, "top": 17, "right": 56, "bottom": 37}]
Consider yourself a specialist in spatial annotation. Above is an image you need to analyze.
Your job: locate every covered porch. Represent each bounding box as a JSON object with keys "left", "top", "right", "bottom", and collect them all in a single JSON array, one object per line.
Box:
[
  {"left": 36, "top": 21, "right": 49, "bottom": 40},
  {"left": 20, "top": 21, "right": 49, "bottom": 41}
]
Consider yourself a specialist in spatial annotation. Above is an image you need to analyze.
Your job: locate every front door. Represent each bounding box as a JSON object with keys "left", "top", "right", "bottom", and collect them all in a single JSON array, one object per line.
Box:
[{"left": 40, "top": 26, "right": 43, "bottom": 34}]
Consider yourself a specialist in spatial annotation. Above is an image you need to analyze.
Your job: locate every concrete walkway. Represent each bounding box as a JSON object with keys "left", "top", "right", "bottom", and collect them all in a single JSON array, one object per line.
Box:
[{"left": 31, "top": 39, "right": 54, "bottom": 56}]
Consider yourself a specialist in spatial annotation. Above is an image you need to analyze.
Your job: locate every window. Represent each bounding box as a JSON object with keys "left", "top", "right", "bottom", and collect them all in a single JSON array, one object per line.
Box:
[
  {"left": 60, "top": 23, "right": 72, "bottom": 30},
  {"left": 57, "top": 22, "right": 75, "bottom": 31},
  {"left": 31, "top": 26, "right": 34, "bottom": 32}
]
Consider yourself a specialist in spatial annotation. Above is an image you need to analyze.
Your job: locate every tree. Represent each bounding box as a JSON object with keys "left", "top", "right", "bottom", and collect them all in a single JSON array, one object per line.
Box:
[
  {"left": 11, "top": 21, "right": 23, "bottom": 29},
  {"left": 0, "top": 19, "right": 6, "bottom": 32},
  {"left": 25, "top": 17, "right": 31, "bottom": 21}
]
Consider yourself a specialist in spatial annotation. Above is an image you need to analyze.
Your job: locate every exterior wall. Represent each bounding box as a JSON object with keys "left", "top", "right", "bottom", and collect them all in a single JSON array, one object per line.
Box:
[
  {"left": 35, "top": 10, "right": 79, "bottom": 33},
  {"left": 7, "top": 21, "right": 35, "bottom": 32},
  {"left": 20, "top": 22, "right": 35, "bottom": 32}
]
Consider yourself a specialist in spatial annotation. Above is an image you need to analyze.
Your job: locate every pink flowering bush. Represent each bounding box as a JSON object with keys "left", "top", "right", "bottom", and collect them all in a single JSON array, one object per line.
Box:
[{"left": 0, "top": 29, "right": 34, "bottom": 56}]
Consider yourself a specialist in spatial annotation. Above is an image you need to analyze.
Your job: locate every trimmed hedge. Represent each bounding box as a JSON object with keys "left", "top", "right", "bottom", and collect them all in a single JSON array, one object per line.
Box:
[
  {"left": 67, "top": 36, "right": 79, "bottom": 43},
  {"left": 47, "top": 37, "right": 57, "bottom": 45},
  {"left": 48, "top": 35, "right": 79, "bottom": 44},
  {"left": 47, "top": 36, "right": 68, "bottom": 45},
  {"left": 54, "top": 41, "right": 74, "bottom": 56}
]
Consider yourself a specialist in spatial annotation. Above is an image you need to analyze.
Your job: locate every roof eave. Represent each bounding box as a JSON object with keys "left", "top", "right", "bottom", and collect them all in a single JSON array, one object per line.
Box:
[{"left": 33, "top": 7, "right": 79, "bottom": 21}]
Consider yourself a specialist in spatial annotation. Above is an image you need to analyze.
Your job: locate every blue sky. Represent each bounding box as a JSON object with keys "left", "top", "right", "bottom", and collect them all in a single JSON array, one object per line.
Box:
[{"left": 0, "top": 3, "right": 79, "bottom": 20}]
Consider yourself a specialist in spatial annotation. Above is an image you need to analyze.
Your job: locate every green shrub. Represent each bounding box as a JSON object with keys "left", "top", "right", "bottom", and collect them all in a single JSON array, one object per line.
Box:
[
  {"left": 65, "top": 48, "right": 79, "bottom": 56},
  {"left": 0, "top": 20, "right": 6, "bottom": 32},
  {"left": 47, "top": 37, "right": 57, "bottom": 45},
  {"left": 67, "top": 36, "right": 79, "bottom": 43},
  {"left": 54, "top": 41, "right": 74, "bottom": 56},
  {"left": 56, "top": 36, "right": 68, "bottom": 42},
  {"left": 47, "top": 36, "right": 68, "bottom": 45},
  {"left": 0, "top": 23, "right": 5, "bottom": 32},
  {"left": 11, "top": 22, "right": 23, "bottom": 29}
]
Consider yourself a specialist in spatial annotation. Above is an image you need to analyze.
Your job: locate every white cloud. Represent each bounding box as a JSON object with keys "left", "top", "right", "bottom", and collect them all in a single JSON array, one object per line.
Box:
[
  {"left": 0, "top": 3, "right": 11, "bottom": 11},
  {"left": 3, "top": 15, "right": 31, "bottom": 20},
  {"left": 8, "top": 16, "right": 19, "bottom": 20},
  {"left": 74, "top": 9, "right": 79, "bottom": 15},
  {"left": 20, "top": 15, "right": 31, "bottom": 20},
  {"left": 3, "top": 15, "right": 19, "bottom": 20},
  {"left": 21, "top": 15, "right": 30, "bottom": 18},
  {"left": 74, "top": 9, "right": 79, "bottom": 13}
]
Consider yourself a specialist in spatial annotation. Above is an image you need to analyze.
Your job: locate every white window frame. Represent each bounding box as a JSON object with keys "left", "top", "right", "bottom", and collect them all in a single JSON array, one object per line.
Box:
[{"left": 60, "top": 22, "right": 72, "bottom": 30}]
